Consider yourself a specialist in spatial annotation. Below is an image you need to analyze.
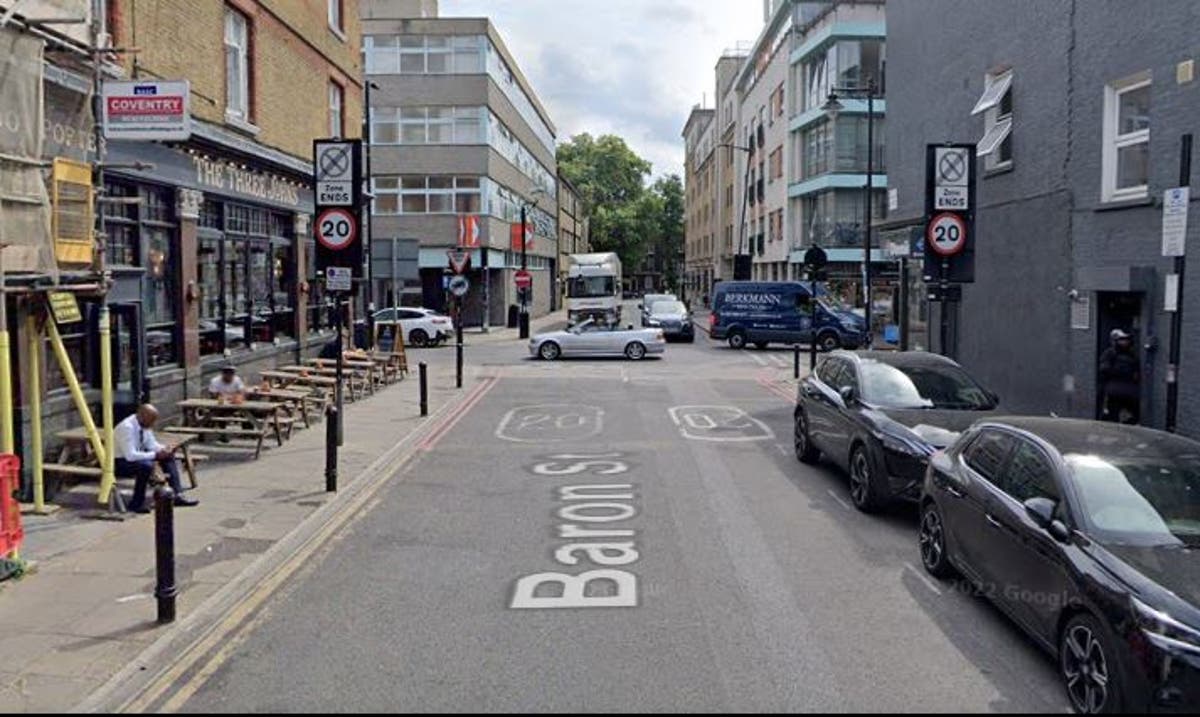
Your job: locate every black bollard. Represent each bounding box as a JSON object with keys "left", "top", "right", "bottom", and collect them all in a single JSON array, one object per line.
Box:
[
  {"left": 456, "top": 336, "right": 463, "bottom": 390},
  {"left": 419, "top": 362, "right": 428, "bottom": 416},
  {"left": 154, "top": 486, "right": 177, "bottom": 625},
  {"left": 325, "top": 405, "right": 338, "bottom": 492},
  {"left": 794, "top": 344, "right": 801, "bottom": 380}
]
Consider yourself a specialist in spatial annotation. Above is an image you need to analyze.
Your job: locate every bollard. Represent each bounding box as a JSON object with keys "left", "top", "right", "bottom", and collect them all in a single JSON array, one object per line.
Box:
[
  {"left": 455, "top": 315, "right": 464, "bottom": 389},
  {"left": 325, "top": 405, "right": 338, "bottom": 492},
  {"left": 154, "top": 486, "right": 177, "bottom": 625},
  {"left": 794, "top": 344, "right": 801, "bottom": 380},
  {"left": 419, "top": 362, "right": 428, "bottom": 416}
]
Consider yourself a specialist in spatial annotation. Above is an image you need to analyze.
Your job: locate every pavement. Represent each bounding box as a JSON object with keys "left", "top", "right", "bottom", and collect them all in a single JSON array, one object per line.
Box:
[
  {"left": 132, "top": 309, "right": 1066, "bottom": 713},
  {"left": 0, "top": 315, "right": 559, "bottom": 714}
]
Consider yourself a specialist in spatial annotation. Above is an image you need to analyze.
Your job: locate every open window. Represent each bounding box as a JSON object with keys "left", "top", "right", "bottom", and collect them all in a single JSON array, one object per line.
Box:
[{"left": 972, "top": 70, "right": 1013, "bottom": 170}]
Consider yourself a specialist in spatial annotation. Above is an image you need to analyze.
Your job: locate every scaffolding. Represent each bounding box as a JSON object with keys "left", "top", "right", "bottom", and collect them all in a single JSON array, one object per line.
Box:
[{"left": 0, "top": 1, "right": 141, "bottom": 519}]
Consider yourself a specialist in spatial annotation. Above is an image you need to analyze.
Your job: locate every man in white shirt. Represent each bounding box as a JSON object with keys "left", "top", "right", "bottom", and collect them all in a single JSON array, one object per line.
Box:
[
  {"left": 114, "top": 404, "right": 199, "bottom": 513},
  {"left": 208, "top": 365, "right": 245, "bottom": 400}
]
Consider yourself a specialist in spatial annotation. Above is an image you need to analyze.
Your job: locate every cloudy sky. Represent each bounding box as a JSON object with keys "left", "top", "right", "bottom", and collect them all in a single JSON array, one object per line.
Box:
[{"left": 442, "top": 1, "right": 766, "bottom": 180}]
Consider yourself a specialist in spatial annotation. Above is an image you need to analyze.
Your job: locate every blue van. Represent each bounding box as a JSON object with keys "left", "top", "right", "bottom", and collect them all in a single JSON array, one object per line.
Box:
[{"left": 709, "top": 281, "right": 868, "bottom": 351}]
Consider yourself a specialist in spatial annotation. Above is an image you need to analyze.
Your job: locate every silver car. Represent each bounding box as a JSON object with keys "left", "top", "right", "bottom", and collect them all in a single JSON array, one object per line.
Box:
[{"left": 530, "top": 319, "right": 667, "bottom": 361}]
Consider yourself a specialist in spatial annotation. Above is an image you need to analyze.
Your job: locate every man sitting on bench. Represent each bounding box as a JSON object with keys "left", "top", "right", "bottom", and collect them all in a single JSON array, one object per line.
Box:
[
  {"left": 208, "top": 364, "right": 246, "bottom": 401},
  {"left": 115, "top": 404, "right": 199, "bottom": 513}
]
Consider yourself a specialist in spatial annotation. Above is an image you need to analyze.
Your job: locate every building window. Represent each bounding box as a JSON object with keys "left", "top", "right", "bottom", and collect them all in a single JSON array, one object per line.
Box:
[
  {"left": 372, "top": 176, "right": 482, "bottom": 215},
  {"left": 371, "top": 106, "right": 485, "bottom": 146},
  {"left": 802, "top": 40, "right": 886, "bottom": 112},
  {"left": 364, "top": 34, "right": 483, "bottom": 75},
  {"left": 328, "top": 0, "right": 343, "bottom": 33},
  {"left": 328, "top": 81, "right": 344, "bottom": 138},
  {"left": 198, "top": 201, "right": 297, "bottom": 356},
  {"left": 1102, "top": 72, "right": 1151, "bottom": 202},
  {"left": 973, "top": 70, "right": 1014, "bottom": 170},
  {"left": 224, "top": 7, "right": 250, "bottom": 121}
]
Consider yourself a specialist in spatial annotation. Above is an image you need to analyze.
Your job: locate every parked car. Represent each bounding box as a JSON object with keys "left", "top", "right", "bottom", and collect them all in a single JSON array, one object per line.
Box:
[
  {"left": 372, "top": 307, "right": 453, "bottom": 348},
  {"left": 920, "top": 417, "right": 1200, "bottom": 714},
  {"left": 529, "top": 319, "right": 666, "bottom": 361},
  {"left": 709, "top": 281, "right": 867, "bottom": 351},
  {"left": 794, "top": 351, "right": 999, "bottom": 512},
  {"left": 643, "top": 300, "right": 694, "bottom": 343},
  {"left": 640, "top": 293, "right": 678, "bottom": 325}
]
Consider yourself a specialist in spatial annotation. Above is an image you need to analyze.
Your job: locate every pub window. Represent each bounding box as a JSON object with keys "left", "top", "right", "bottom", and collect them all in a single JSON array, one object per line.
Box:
[
  {"left": 140, "top": 185, "right": 178, "bottom": 368},
  {"left": 101, "top": 181, "right": 137, "bottom": 266},
  {"left": 305, "top": 237, "right": 330, "bottom": 334},
  {"left": 270, "top": 213, "right": 296, "bottom": 341}
]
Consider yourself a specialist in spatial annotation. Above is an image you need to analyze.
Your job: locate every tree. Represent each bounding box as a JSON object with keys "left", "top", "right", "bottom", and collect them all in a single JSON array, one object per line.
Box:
[
  {"left": 650, "top": 175, "right": 684, "bottom": 289},
  {"left": 557, "top": 134, "right": 653, "bottom": 268}
]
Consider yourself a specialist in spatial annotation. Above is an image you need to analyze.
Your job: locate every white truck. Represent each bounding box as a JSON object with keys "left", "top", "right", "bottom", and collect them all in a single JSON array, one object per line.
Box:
[{"left": 566, "top": 252, "right": 623, "bottom": 326}]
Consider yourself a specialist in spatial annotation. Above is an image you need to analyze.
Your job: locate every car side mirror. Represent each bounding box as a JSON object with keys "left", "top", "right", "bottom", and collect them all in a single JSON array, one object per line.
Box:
[
  {"left": 1024, "top": 497, "right": 1070, "bottom": 542},
  {"left": 839, "top": 385, "right": 856, "bottom": 404}
]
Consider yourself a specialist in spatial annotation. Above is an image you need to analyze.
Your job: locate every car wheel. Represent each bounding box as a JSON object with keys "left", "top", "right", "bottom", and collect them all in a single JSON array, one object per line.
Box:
[
  {"left": 1061, "top": 614, "right": 1123, "bottom": 714},
  {"left": 625, "top": 342, "right": 647, "bottom": 360},
  {"left": 409, "top": 329, "right": 429, "bottom": 348},
  {"left": 818, "top": 331, "right": 841, "bottom": 352},
  {"left": 538, "top": 341, "right": 561, "bottom": 361},
  {"left": 848, "top": 443, "right": 886, "bottom": 513},
  {"left": 919, "top": 502, "right": 955, "bottom": 579},
  {"left": 727, "top": 330, "right": 747, "bottom": 350},
  {"left": 794, "top": 409, "right": 819, "bottom": 464},
  {"left": 685, "top": 333, "right": 695, "bottom": 344}
]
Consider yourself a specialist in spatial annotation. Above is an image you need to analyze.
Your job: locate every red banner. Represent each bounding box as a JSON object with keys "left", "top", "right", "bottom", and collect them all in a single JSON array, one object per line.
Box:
[{"left": 510, "top": 222, "right": 534, "bottom": 252}]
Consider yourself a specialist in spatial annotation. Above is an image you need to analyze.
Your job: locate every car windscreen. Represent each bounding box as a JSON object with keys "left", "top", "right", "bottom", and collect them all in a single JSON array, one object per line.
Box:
[
  {"left": 569, "top": 276, "right": 616, "bottom": 298},
  {"left": 859, "top": 361, "right": 996, "bottom": 410},
  {"left": 1067, "top": 453, "right": 1200, "bottom": 548},
  {"left": 652, "top": 301, "right": 685, "bottom": 314}
]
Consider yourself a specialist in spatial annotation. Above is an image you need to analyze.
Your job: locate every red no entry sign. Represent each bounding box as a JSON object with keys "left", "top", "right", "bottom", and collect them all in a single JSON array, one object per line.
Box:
[{"left": 514, "top": 270, "right": 532, "bottom": 289}]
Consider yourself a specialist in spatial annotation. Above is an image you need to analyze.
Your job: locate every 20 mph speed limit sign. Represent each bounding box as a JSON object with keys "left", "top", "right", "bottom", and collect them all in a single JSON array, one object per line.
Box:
[
  {"left": 315, "top": 208, "right": 357, "bottom": 251},
  {"left": 927, "top": 213, "right": 967, "bottom": 257}
]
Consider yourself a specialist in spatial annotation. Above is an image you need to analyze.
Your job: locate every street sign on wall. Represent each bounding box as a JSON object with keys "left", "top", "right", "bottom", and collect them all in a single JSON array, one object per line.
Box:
[
  {"left": 101, "top": 80, "right": 190, "bottom": 141},
  {"left": 1163, "top": 187, "right": 1190, "bottom": 257},
  {"left": 312, "top": 138, "right": 363, "bottom": 288}
]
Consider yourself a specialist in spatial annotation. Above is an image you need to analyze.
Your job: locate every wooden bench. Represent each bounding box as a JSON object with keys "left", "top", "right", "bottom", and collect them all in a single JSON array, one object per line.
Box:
[
  {"left": 48, "top": 428, "right": 201, "bottom": 489},
  {"left": 175, "top": 399, "right": 287, "bottom": 460}
]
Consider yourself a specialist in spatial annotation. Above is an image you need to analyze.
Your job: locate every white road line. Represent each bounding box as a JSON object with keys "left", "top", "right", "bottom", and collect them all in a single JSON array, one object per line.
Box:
[
  {"left": 826, "top": 489, "right": 853, "bottom": 512},
  {"left": 771, "top": 355, "right": 790, "bottom": 369},
  {"left": 775, "top": 443, "right": 790, "bottom": 457},
  {"left": 749, "top": 353, "right": 769, "bottom": 367},
  {"left": 905, "top": 562, "right": 945, "bottom": 596}
]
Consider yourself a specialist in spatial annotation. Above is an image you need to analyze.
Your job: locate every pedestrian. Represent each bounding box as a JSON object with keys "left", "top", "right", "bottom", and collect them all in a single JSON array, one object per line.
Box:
[
  {"left": 208, "top": 365, "right": 245, "bottom": 402},
  {"left": 115, "top": 404, "right": 199, "bottom": 513},
  {"left": 1099, "top": 329, "right": 1141, "bottom": 424}
]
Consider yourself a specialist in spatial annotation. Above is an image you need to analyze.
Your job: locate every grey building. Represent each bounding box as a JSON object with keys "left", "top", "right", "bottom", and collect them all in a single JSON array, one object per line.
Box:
[
  {"left": 886, "top": 0, "right": 1200, "bottom": 435},
  {"left": 361, "top": 0, "right": 559, "bottom": 326}
]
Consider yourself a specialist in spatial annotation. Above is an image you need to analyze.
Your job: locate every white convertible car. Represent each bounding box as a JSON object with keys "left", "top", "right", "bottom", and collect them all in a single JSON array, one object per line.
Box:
[{"left": 529, "top": 319, "right": 667, "bottom": 360}]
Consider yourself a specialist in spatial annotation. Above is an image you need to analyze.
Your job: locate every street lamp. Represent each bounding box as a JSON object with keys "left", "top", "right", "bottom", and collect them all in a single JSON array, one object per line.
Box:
[
  {"left": 362, "top": 79, "right": 380, "bottom": 348},
  {"left": 822, "top": 78, "right": 880, "bottom": 338},
  {"left": 720, "top": 142, "right": 755, "bottom": 282}
]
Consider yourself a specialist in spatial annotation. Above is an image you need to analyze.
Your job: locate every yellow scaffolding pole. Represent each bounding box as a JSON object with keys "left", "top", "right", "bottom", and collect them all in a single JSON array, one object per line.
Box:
[
  {"left": 25, "top": 314, "right": 45, "bottom": 513},
  {"left": 98, "top": 305, "right": 114, "bottom": 505},
  {"left": 45, "top": 318, "right": 107, "bottom": 496}
]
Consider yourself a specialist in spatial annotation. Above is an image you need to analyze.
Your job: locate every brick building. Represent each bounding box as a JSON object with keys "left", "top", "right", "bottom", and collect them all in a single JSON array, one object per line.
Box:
[{"left": 0, "top": 0, "right": 363, "bottom": 495}]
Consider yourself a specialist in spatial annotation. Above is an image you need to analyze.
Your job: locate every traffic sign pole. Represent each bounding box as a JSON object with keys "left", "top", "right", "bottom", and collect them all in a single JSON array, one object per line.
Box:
[{"left": 1166, "top": 133, "right": 1192, "bottom": 433}]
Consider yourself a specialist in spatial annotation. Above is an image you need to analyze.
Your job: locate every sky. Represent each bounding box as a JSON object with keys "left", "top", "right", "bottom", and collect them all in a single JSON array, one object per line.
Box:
[{"left": 442, "top": 1, "right": 766, "bottom": 180}]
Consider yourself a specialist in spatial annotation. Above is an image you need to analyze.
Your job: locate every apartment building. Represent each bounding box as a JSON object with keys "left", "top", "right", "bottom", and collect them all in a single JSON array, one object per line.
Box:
[
  {"left": 736, "top": 12, "right": 792, "bottom": 283},
  {"left": 361, "top": 0, "right": 559, "bottom": 327},
  {"left": 682, "top": 107, "right": 716, "bottom": 299},
  {"left": 556, "top": 172, "right": 589, "bottom": 307}
]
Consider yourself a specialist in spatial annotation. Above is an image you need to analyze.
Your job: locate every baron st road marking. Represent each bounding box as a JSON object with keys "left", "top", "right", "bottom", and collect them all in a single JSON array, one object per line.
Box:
[
  {"left": 668, "top": 405, "right": 776, "bottom": 443},
  {"left": 510, "top": 454, "right": 641, "bottom": 610},
  {"left": 495, "top": 404, "right": 605, "bottom": 443}
]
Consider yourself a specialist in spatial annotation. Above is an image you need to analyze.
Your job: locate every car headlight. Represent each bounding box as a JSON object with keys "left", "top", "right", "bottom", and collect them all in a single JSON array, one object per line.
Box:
[
  {"left": 1133, "top": 597, "right": 1200, "bottom": 655},
  {"left": 646, "top": 319, "right": 662, "bottom": 327},
  {"left": 880, "top": 433, "right": 933, "bottom": 458}
]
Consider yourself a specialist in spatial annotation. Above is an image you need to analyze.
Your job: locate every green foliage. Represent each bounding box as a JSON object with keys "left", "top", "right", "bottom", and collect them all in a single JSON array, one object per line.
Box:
[{"left": 556, "top": 135, "right": 684, "bottom": 283}]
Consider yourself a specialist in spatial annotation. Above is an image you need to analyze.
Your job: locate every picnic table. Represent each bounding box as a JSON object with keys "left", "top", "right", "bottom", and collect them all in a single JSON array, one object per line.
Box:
[
  {"left": 46, "top": 427, "right": 202, "bottom": 488},
  {"left": 259, "top": 369, "right": 338, "bottom": 393},
  {"left": 172, "top": 398, "right": 290, "bottom": 460},
  {"left": 280, "top": 364, "right": 371, "bottom": 400},
  {"left": 371, "top": 350, "right": 408, "bottom": 379},
  {"left": 304, "top": 357, "right": 386, "bottom": 387},
  {"left": 245, "top": 386, "right": 316, "bottom": 428}
]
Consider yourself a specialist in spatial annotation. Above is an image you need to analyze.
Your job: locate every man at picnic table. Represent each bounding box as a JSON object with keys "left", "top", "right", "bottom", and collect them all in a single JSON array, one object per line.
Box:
[
  {"left": 208, "top": 364, "right": 246, "bottom": 401},
  {"left": 115, "top": 404, "right": 199, "bottom": 513}
]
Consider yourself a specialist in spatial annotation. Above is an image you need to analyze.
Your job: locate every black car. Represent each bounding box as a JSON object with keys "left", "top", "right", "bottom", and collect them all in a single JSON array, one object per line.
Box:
[
  {"left": 794, "top": 351, "right": 999, "bottom": 512},
  {"left": 643, "top": 300, "right": 694, "bottom": 343},
  {"left": 920, "top": 417, "right": 1200, "bottom": 714}
]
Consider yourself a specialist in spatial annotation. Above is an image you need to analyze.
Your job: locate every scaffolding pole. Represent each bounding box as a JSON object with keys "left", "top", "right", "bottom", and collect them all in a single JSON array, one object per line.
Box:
[
  {"left": 98, "top": 305, "right": 114, "bottom": 504},
  {"left": 45, "top": 318, "right": 106, "bottom": 475},
  {"left": 24, "top": 313, "right": 45, "bottom": 512}
]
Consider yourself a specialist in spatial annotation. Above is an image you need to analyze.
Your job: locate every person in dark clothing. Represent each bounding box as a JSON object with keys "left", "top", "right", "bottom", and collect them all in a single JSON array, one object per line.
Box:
[
  {"left": 1099, "top": 329, "right": 1141, "bottom": 424},
  {"left": 318, "top": 336, "right": 340, "bottom": 360}
]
